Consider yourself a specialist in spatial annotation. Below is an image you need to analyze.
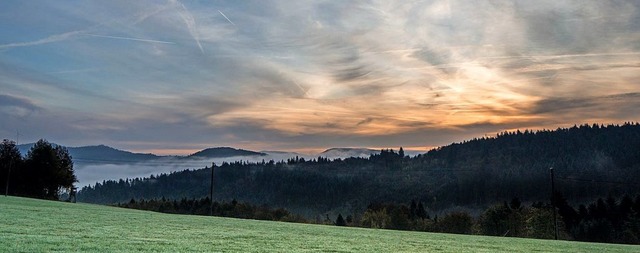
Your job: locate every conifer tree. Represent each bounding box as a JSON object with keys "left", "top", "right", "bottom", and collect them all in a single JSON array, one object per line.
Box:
[{"left": 336, "top": 213, "right": 346, "bottom": 226}]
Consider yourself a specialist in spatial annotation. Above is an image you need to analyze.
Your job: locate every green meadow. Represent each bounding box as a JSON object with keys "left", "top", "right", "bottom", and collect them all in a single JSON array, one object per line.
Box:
[{"left": 1, "top": 196, "right": 638, "bottom": 252}]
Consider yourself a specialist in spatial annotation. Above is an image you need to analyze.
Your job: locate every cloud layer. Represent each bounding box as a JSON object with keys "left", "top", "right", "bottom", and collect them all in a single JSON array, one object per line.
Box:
[{"left": 1, "top": 0, "right": 639, "bottom": 154}]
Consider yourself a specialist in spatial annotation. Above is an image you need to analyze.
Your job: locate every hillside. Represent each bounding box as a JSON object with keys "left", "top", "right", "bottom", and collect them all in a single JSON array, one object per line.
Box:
[
  {"left": 1, "top": 196, "right": 637, "bottom": 252},
  {"left": 188, "top": 147, "right": 267, "bottom": 158},
  {"left": 71, "top": 145, "right": 161, "bottom": 163},
  {"left": 78, "top": 124, "right": 640, "bottom": 214}
]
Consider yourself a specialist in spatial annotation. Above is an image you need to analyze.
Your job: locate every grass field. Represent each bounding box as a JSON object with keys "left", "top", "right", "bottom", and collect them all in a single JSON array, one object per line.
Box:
[{"left": 1, "top": 196, "right": 638, "bottom": 252}]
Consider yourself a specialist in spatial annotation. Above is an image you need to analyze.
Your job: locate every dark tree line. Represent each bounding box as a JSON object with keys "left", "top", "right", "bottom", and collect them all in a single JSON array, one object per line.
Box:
[
  {"left": 350, "top": 195, "right": 640, "bottom": 244},
  {"left": 0, "top": 139, "right": 76, "bottom": 200},
  {"left": 554, "top": 193, "right": 640, "bottom": 244},
  {"left": 118, "top": 197, "right": 306, "bottom": 223},
  {"left": 118, "top": 194, "right": 640, "bottom": 244}
]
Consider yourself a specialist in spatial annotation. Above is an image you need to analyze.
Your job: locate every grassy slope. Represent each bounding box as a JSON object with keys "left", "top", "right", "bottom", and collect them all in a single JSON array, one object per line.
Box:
[{"left": 1, "top": 196, "right": 638, "bottom": 252}]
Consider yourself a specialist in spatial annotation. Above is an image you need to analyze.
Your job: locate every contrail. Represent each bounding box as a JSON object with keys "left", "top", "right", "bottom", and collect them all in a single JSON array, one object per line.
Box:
[
  {"left": 0, "top": 30, "right": 83, "bottom": 50},
  {"left": 292, "top": 80, "right": 309, "bottom": 97},
  {"left": 173, "top": 0, "right": 204, "bottom": 53},
  {"left": 218, "top": 10, "right": 236, "bottom": 26},
  {"left": 84, "top": 34, "right": 175, "bottom": 44},
  {"left": 48, "top": 68, "right": 100, "bottom": 74}
]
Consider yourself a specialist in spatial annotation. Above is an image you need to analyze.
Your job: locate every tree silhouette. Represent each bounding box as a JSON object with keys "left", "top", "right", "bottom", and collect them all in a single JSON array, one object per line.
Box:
[
  {"left": 336, "top": 213, "right": 346, "bottom": 226},
  {"left": 22, "top": 139, "right": 76, "bottom": 199},
  {"left": 1, "top": 139, "right": 22, "bottom": 196}
]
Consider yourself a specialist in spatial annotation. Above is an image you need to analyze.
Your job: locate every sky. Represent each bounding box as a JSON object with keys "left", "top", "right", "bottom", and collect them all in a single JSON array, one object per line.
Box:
[{"left": 1, "top": 0, "right": 640, "bottom": 155}]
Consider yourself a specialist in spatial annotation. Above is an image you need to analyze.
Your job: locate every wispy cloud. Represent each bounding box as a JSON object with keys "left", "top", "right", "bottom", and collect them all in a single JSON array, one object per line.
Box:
[
  {"left": 132, "top": 3, "right": 172, "bottom": 25},
  {"left": 1, "top": 0, "right": 639, "bottom": 155},
  {"left": 480, "top": 52, "right": 640, "bottom": 60},
  {"left": 0, "top": 94, "right": 41, "bottom": 112}
]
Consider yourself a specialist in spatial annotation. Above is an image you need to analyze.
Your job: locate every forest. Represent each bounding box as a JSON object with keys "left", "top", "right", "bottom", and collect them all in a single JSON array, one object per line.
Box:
[{"left": 79, "top": 123, "right": 640, "bottom": 216}]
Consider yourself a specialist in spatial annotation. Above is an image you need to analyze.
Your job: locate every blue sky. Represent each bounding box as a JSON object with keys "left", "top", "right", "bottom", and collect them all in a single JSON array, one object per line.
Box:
[{"left": 1, "top": 0, "right": 640, "bottom": 154}]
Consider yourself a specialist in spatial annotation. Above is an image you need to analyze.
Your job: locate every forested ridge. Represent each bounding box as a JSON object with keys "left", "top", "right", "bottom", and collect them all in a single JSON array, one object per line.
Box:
[{"left": 79, "top": 123, "right": 640, "bottom": 218}]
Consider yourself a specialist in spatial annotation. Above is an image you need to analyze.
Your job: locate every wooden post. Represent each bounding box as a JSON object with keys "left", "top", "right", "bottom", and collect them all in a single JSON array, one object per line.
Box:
[{"left": 210, "top": 163, "right": 215, "bottom": 216}]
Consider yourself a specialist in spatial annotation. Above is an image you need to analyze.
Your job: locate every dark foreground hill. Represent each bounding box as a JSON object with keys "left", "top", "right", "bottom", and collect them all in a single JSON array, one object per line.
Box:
[{"left": 78, "top": 123, "right": 640, "bottom": 216}]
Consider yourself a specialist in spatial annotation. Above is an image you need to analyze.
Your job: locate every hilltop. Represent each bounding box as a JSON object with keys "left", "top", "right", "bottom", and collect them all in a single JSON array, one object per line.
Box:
[{"left": 188, "top": 147, "right": 266, "bottom": 158}]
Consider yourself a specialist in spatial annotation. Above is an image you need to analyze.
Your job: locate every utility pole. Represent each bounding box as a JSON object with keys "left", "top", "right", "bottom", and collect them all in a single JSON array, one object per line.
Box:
[
  {"left": 550, "top": 167, "right": 558, "bottom": 240},
  {"left": 210, "top": 162, "right": 216, "bottom": 216},
  {"left": 4, "top": 159, "right": 11, "bottom": 197}
]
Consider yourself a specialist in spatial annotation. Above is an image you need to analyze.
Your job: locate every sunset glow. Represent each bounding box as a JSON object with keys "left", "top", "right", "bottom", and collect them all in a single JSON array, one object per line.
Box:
[{"left": 1, "top": 1, "right": 639, "bottom": 154}]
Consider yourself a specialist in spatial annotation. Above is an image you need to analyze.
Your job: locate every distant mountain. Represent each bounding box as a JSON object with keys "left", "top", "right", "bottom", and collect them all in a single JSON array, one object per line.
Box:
[
  {"left": 17, "top": 143, "right": 160, "bottom": 164},
  {"left": 319, "top": 148, "right": 379, "bottom": 159},
  {"left": 188, "top": 147, "right": 267, "bottom": 158},
  {"left": 17, "top": 143, "right": 268, "bottom": 163},
  {"left": 69, "top": 145, "right": 160, "bottom": 163}
]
